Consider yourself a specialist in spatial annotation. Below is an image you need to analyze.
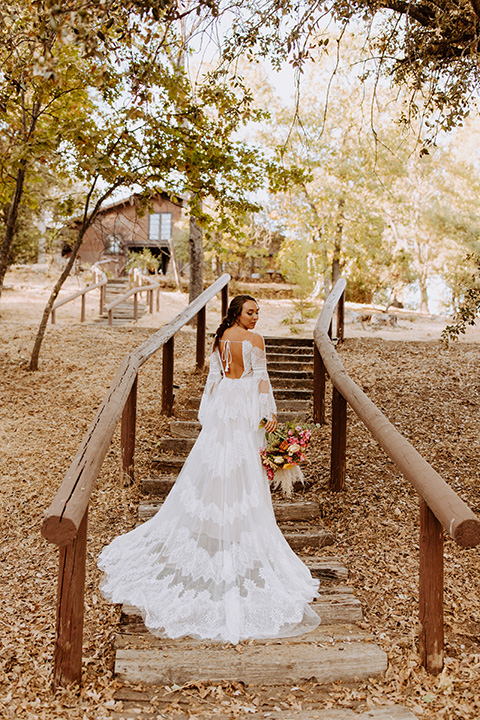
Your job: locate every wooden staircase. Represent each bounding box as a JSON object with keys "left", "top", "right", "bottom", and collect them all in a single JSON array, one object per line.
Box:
[
  {"left": 110, "top": 337, "right": 417, "bottom": 720},
  {"left": 95, "top": 278, "right": 146, "bottom": 325}
]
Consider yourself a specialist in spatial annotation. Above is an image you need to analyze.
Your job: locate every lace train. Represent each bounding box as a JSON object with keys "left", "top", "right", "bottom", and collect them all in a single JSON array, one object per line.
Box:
[{"left": 98, "top": 375, "right": 320, "bottom": 645}]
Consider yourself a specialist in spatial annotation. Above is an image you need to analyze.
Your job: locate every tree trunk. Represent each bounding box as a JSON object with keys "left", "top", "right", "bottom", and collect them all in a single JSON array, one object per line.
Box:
[
  {"left": 419, "top": 279, "right": 430, "bottom": 314},
  {"left": 29, "top": 180, "right": 122, "bottom": 370},
  {"left": 0, "top": 161, "right": 28, "bottom": 296},
  {"left": 332, "top": 197, "right": 345, "bottom": 285},
  {"left": 189, "top": 215, "right": 203, "bottom": 303}
]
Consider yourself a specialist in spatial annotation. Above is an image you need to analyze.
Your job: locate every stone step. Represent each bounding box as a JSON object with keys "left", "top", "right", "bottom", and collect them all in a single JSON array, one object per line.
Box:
[
  {"left": 138, "top": 499, "right": 321, "bottom": 523},
  {"left": 113, "top": 635, "right": 385, "bottom": 686}
]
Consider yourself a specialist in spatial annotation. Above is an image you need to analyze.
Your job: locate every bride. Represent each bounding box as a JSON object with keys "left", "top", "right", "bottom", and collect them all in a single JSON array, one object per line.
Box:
[{"left": 98, "top": 295, "right": 320, "bottom": 644}]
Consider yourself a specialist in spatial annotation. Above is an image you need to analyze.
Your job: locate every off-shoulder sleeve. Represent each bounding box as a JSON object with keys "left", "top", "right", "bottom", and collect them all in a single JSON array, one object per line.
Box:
[
  {"left": 251, "top": 337, "right": 277, "bottom": 422},
  {"left": 198, "top": 349, "right": 223, "bottom": 425}
]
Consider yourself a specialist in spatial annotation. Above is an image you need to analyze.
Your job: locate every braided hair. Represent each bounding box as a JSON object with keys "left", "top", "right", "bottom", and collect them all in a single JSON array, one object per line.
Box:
[{"left": 213, "top": 295, "right": 257, "bottom": 350}]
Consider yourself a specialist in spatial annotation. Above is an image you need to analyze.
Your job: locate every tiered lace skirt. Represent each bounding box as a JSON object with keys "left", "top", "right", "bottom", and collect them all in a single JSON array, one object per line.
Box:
[{"left": 98, "top": 376, "right": 320, "bottom": 644}]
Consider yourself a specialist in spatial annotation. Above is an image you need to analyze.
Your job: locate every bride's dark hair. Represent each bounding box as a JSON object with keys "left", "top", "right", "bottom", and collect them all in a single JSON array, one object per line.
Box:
[{"left": 213, "top": 295, "right": 257, "bottom": 349}]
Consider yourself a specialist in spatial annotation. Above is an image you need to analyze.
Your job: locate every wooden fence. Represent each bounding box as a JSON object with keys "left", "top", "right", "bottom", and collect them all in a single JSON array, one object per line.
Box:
[
  {"left": 105, "top": 282, "right": 161, "bottom": 326},
  {"left": 51, "top": 279, "right": 107, "bottom": 324},
  {"left": 41, "top": 274, "right": 230, "bottom": 688},
  {"left": 313, "top": 278, "right": 480, "bottom": 674}
]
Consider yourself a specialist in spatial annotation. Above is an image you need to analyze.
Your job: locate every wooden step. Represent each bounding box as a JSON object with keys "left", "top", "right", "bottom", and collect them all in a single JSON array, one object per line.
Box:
[
  {"left": 116, "top": 620, "right": 372, "bottom": 648},
  {"left": 185, "top": 396, "right": 309, "bottom": 411},
  {"left": 151, "top": 455, "right": 185, "bottom": 473},
  {"left": 141, "top": 475, "right": 176, "bottom": 497},
  {"left": 170, "top": 420, "right": 200, "bottom": 437},
  {"left": 110, "top": 702, "right": 417, "bottom": 720},
  {"left": 283, "top": 528, "right": 335, "bottom": 551},
  {"left": 180, "top": 408, "right": 309, "bottom": 421},
  {"left": 120, "top": 590, "right": 362, "bottom": 635},
  {"left": 274, "top": 388, "right": 312, "bottom": 400},
  {"left": 267, "top": 351, "right": 314, "bottom": 362},
  {"left": 138, "top": 499, "right": 321, "bottom": 523},
  {"left": 114, "top": 637, "right": 386, "bottom": 686},
  {"left": 157, "top": 437, "right": 195, "bottom": 454},
  {"left": 265, "top": 337, "right": 313, "bottom": 347},
  {"left": 271, "top": 377, "right": 313, "bottom": 390},
  {"left": 268, "top": 361, "right": 314, "bottom": 372}
]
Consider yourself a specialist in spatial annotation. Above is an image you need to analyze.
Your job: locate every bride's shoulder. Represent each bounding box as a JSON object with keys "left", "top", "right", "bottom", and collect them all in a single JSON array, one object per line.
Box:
[{"left": 249, "top": 332, "right": 265, "bottom": 350}]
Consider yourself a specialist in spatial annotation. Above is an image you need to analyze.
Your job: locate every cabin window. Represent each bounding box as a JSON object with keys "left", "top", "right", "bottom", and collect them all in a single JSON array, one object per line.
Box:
[{"left": 149, "top": 212, "right": 172, "bottom": 242}]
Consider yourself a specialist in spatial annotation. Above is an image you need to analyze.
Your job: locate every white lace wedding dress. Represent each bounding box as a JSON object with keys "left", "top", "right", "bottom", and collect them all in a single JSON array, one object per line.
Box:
[{"left": 98, "top": 336, "right": 320, "bottom": 644}]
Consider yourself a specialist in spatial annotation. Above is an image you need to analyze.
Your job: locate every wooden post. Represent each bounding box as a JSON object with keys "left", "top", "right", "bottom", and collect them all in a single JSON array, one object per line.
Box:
[
  {"left": 81, "top": 293, "right": 86, "bottom": 323},
  {"left": 51, "top": 309, "right": 56, "bottom": 325},
  {"left": 221, "top": 283, "right": 229, "bottom": 319},
  {"left": 162, "top": 337, "right": 174, "bottom": 416},
  {"left": 53, "top": 508, "right": 88, "bottom": 688},
  {"left": 134, "top": 293, "right": 138, "bottom": 321},
  {"left": 196, "top": 306, "right": 206, "bottom": 370},
  {"left": 156, "top": 287, "right": 160, "bottom": 312},
  {"left": 330, "top": 386, "right": 347, "bottom": 491},
  {"left": 100, "top": 284, "right": 105, "bottom": 316},
  {"left": 313, "top": 343, "right": 326, "bottom": 424},
  {"left": 149, "top": 289, "right": 153, "bottom": 314},
  {"left": 337, "top": 290, "right": 345, "bottom": 344},
  {"left": 120, "top": 375, "right": 137, "bottom": 486},
  {"left": 419, "top": 499, "right": 444, "bottom": 674},
  {"left": 108, "top": 309, "right": 113, "bottom": 327}
]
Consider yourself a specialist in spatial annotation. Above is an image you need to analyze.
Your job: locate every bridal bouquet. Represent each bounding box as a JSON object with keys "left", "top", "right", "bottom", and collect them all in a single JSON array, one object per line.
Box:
[{"left": 259, "top": 420, "right": 315, "bottom": 496}]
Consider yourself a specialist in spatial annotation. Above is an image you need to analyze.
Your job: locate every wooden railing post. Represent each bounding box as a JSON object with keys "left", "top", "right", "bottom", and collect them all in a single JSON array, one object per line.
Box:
[
  {"left": 221, "top": 283, "right": 229, "bottom": 318},
  {"left": 81, "top": 293, "right": 86, "bottom": 323},
  {"left": 120, "top": 375, "right": 137, "bottom": 486},
  {"left": 108, "top": 309, "right": 113, "bottom": 327},
  {"left": 162, "top": 337, "right": 174, "bottom": 415},
  {"left": 53, "top": 508, "right": 88, "bottom": 688},
  {"left": 134, "top": 293, "right": 138, "bottom": 321},
  {"left": 313, "top": 343, "right": 326, "bottom": 424},
  {"left": 419, "top": 499, "right": 444, "bottom": 674},
  {"left": 100, "top": 284, "right": 105, "bottom": 315},
  {"left": 196, "top": 306, "right": 206, "bottom": 370},
  {"left": 148, "top": 289, "right": 153, "bottom": 314},
  {"left": 51, "top": 309, "right": 56, "bottom": 324},
  {"left": 330, "top": 386, "right": 347, "bottom": 491},
  {"left": 156, "top": 287, "right": 160, "bottom": 312},
  {"left": 337, "top": 289, "right": 345, "bottom": 344}
]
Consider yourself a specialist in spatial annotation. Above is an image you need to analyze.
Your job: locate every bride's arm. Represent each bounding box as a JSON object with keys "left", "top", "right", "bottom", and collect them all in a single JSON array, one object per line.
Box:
[
  {"left": 251, "top": 333, "right": 277, "bottom": 432},
  {"left": 198, "top": 349, "right": 222, "bottom": 425}
]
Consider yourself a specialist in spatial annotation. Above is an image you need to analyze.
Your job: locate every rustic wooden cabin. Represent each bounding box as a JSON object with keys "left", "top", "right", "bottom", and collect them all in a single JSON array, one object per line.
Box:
[{"left": 74, "top": 192, "right": 183, "bottom": 275}]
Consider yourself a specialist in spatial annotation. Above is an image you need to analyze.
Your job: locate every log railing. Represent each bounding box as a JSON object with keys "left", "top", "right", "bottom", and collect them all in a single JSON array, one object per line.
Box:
[
  {"left": 42, "top": 274, "right": 230, "bottom": 688},
  {"left": 51, "top": 278, "right": 108, "bottom": 324},
  {"left": 105, "top": 282, "right": 161, "bottom": 326},
  {"left": 313, "top": 278, "right": 480, "bottom": 674}
]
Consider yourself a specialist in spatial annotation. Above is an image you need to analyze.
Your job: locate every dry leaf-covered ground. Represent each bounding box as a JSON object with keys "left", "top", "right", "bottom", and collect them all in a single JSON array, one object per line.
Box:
[{"left": 0, "top": 274, "right": 479, "bottom": 719}]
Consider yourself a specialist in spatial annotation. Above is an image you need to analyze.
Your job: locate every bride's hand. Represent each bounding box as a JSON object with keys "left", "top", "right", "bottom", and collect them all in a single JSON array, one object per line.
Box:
[{"left": 264, "top": 416, "right": 277, "bottom": 433}]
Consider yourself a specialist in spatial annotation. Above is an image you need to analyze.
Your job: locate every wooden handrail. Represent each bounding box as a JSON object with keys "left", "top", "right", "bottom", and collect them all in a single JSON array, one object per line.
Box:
[
  {"left": 313, "top": 278, "right": 480, "bottom": 674},
  {"left": 42, "top": 273, "right": 229, "bottom": 687},
  {"left": 42, "top": 272, "right": 230, "bottom": 547},
  {"left": 51, "top": 279, "right": 107, "bottom": 324},
  {"left": 106, "top": 282, "right": 160, "bottom": 326}
]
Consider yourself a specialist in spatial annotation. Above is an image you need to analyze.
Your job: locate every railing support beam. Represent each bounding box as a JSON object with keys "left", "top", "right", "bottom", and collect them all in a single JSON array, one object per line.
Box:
[
  {"left": 196, "top": 306, "right": 206, "bottom": 370},
  {"left": 221, "top": 284, "right": 229, "bottom": 319},
  {"left": 120, "top": 375, "right": 137, "bottom": 486},
  {"left": 53, "top": 508, "right": 88, "bottom": 689},
  {"left": 313, "top": 343, "right": 326, "bottom": 424},
  {"left": 162, "top": 337, "right": 174, "bottom": 416},
  {"left": 337, "top": 289, "right": 345, "bottom": 344},
  {"left": 330, "top": 386, "right": 347, "bottom": 491},
  {"left": 419, "top": 499, "right": 444, "bottom": 674}
]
